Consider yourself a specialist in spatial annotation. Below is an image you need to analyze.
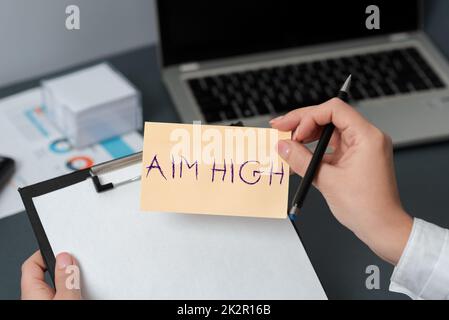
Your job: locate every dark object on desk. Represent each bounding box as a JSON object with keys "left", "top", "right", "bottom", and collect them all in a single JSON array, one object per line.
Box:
[
  {"left": 0, "top": 156, "right": 15, "bottom": 192},
  {"left": 289, "top": 75, "right": 352, "bottom": 219}
]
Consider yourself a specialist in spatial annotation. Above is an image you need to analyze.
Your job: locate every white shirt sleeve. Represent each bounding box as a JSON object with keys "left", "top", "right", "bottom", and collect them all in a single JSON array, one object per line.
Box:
[{"left": 389, "top": 218, "right": 449, "bottom": 300}]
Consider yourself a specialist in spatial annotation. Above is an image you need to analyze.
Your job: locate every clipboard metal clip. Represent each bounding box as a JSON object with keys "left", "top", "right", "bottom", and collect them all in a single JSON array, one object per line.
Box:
[{"left": 89, "top": 151, "right": 142, "bottom": 193}]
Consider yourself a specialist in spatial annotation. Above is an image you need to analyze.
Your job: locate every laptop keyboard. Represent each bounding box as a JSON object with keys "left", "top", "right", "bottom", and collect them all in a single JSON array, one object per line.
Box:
[{"left": 187, "top": 47, "right": 446, "bottom": 123}]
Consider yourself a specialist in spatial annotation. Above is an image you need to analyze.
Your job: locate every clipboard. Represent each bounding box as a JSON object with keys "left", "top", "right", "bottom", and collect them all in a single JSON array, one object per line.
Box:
[{"left": 19, "top": 151, "right": 327, "bottom": 299}]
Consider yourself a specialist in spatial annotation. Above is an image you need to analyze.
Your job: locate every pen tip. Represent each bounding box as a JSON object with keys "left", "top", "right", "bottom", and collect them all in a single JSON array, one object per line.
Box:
[{"left": 340, "top": 74, "right": 352, "bottom": 93}]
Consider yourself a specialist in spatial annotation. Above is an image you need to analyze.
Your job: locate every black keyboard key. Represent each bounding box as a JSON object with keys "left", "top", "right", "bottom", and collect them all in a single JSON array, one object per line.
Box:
[
  {"left": 300, "top": 93, "right": 316, "bottom": 107},
  {"left": 351, "top": 55, "right": 364, "bottom": 66},
  {"left": 228, "top": 74, "right": 240, "bottom": 86},
  {"left": 333, "top": 71, "right": 350, "bottom": 84},
  {"left": 264, "top": 87, "right": 276, "bottom": 100},
  {"left": 248, "top": 99, "right": 269, "bottom": 115},
  {"left": 241, "top": 82, "right": 252, "bottom": 95},
  {"left": 311, "top": 61, "right": 324, "bottom": 72},
  {"left": 339, "top": 57, "right": 351, "bottom": 67},
  {"left": 287, "top": 75, "right": 298, "bottom": 88},
  {"left": 218, "top": 74, "right": 230, "bottom": 85},
  {"left": 406, "top": 48, "right": 426, "bottom": 64},
  {"left": 396, "top": 82, "right": 411, "bottom": 94},
  {"left": 432, "top": 79, "right": 445, "bottom": 89},
  {"left": 229, "top": 100, "right": 252, "bottom": 118},
  {"left": 350, "top": 86, "right": 365, "bottom": 100},
  {"left": 201, "top": 76, "right": 212, "bottom": 85},
  {"left": 269, "top": 97, "right": 287, "bottom": 113},
  {"left": 213, "top": 77, "right": 224, "bottom": 89},
  {"left": 284, "top": 65, "right": 297, "bottom": 76},
  {"left": 292, "top": 90, "right": 304, "bottom": 105},
  {"left": 426, "top": 73, "right": 445, "bottom": 88},
  {"left": 378, "top": 82, "right": 395, "bottom": 96},
  {"left": 248, "top": 89, "right": 260, "bottom": 101},
  {"left": 188, "top": 79, "right": 206, "bottom": 96},
  {"left": 361, "top": 83, "right": 380, "bottom": 98},
  {"left": 413, "top": 80, "right": 429, "bottom": 92},
  {"left": 262, "top": 96, "right": 274, "bottom": 113},
  {"left": 279, "top": 85, "right": 291, "bottom": 96},
  {"left": 217, "top": 94, "right": 228, "bottom": 107},
  {"left": 234, "top": 92, "right": 244, "bottom": 104},
  {"left": 210, "top": 86, "right": 221, "bottom": 98},
  {"left": 196, "top": 96, "right": 219, "bottom": 110},
  {"left": 322, "top": 59, "right": 334, "bottom": 70},
  {"left": 272, "top": 78, "right": 284, "bottom": 89}
]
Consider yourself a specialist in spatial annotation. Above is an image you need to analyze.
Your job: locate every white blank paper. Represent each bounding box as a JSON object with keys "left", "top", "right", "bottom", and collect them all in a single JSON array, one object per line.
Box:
[{"left": 33, "top": 162, "right": 326, "bottom": 299}]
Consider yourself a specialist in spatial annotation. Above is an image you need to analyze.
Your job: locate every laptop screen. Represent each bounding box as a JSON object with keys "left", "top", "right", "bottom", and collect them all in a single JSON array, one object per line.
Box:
[{"left": 157, "top": 1, "right": 420, "bottom": 67}]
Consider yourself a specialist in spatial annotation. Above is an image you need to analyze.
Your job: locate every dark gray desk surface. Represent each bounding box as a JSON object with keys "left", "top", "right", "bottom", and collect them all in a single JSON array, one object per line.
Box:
[{"left": 1, "top": 45, "right": 448, "bottom": 300}]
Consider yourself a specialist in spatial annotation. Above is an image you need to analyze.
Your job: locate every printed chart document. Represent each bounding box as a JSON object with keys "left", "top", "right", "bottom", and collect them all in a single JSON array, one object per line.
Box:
[
  {"left": 0, "top": 88, "right": 142, "bottom": 219},
  {"left": 141, "top": 122, "right": 290, "bottom": 218}
]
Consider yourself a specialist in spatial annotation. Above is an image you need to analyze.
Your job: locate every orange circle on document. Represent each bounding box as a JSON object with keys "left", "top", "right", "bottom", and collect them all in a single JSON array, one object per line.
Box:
[{"left": 66, "top": 156, "right": 94, "bottom": 171}]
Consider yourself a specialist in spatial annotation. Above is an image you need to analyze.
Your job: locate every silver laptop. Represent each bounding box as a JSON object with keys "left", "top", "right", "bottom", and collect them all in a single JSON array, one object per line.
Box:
[{"left": 156, "top": 1, "right": 449, "bottom": 147}]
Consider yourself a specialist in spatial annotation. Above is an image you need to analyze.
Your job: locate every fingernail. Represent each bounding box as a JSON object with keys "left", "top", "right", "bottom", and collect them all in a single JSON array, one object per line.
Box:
[
  {"left": 270, "top": 115, "right": 284, "bottom": 124},
  {"left": 56, "top": 252, "right": 73, "bottom": 270},
  {"left": 277, "top": 140, "right": 291, "bottom": 159}
]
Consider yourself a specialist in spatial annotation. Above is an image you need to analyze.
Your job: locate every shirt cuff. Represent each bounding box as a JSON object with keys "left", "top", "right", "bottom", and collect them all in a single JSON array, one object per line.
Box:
[{"left": 389, "top": 218, "right": 449, "bottom": 300}]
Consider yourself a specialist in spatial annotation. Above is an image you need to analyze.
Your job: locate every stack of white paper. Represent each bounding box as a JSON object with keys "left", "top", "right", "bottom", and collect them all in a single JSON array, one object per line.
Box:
[{"left": 42, "top": 63, "right": 142, "bottom": 148}]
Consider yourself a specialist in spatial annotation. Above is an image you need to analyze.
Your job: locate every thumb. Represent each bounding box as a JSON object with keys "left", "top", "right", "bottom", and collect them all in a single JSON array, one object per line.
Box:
[
  {"left": 277, "top": 140, "right": 313, "bottom": 177},
  {"left": 277, "top": 140, "right": 332, "bottom": 189},
  {"left": 54, "top": 252, "right": 82, "bottom": 300}
]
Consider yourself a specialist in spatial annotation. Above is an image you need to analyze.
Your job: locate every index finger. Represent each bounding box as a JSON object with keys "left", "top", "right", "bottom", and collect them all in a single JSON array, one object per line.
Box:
[
  {"left": 21, "top": 250, "right": 47, "bottom": 282},
  {"left": 271, "top": 98, "right": 368, "bottom": 133}
]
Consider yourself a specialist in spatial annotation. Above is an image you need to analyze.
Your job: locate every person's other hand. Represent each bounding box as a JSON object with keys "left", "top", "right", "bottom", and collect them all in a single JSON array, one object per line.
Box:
[
  {"left": 271, "top": 98, "right": 413, "bottom": 265},
  {"left": 21, "top": 250, "right": 81, "bottom": 300}
]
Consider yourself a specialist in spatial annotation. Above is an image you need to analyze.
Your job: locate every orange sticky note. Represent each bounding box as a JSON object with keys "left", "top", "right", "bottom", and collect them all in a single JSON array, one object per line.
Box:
[{"left": 140, "top": 122, "right": 290, "bottom": 218}]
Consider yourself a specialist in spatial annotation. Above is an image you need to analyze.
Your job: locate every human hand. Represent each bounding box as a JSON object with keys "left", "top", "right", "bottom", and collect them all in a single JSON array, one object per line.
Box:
[
  {"left": 271, "top": 98, "right": 413, "bottom": 265},
  {"left": 21, "top": 250, "right": 82, "bottom": 300}
]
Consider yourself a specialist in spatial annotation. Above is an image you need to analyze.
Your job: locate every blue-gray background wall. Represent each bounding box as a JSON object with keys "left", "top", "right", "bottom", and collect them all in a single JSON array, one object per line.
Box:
[
  {"left": 0, "top": 0, "right": 157, "bottom": 88},
  {"left": 0, "top": 0, "right": 448, "bottom": 88}
]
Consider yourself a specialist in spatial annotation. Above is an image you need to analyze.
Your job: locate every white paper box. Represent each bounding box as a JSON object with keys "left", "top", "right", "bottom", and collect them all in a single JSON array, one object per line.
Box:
[{"left": 42, "top": 63, "right": 142, "bottom": 148}]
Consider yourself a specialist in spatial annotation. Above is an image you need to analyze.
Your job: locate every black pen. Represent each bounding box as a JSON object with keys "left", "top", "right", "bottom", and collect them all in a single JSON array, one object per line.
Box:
[{"left": 289, "top": 74, "right": 352, "bottom": 220}]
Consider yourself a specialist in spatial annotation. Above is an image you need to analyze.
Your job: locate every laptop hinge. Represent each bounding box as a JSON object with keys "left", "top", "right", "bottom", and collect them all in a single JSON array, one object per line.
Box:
[
  {"left": 179, "top": 63, "right": 200, "bottom": 72},
  {"left": 389, "top": 33, "right": 411, "bottom": 42}
]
